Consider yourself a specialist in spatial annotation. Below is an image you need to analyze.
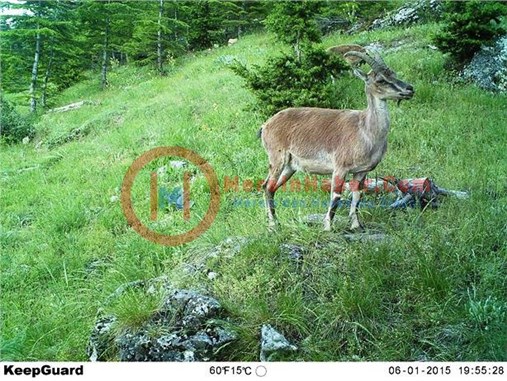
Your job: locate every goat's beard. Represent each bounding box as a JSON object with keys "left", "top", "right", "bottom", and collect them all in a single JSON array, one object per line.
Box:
[{"left": 397, "top": 99, "right": 402, "bottom": 106}]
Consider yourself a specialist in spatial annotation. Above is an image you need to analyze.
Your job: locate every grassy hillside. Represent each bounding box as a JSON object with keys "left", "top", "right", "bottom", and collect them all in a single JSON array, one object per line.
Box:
[{"left": 1, "top": 23, "right": 506, "bottom": 361}]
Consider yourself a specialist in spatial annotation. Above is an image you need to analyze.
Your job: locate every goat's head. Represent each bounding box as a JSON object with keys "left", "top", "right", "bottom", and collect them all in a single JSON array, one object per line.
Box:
[{"left": 330, "top": 45, "right": 414, "bottom": 101}]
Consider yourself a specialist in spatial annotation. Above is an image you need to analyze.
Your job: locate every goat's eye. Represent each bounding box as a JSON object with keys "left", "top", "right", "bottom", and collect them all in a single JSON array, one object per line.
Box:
[{"left": 377, "top": 79, "right": 387, "bottom": 85}]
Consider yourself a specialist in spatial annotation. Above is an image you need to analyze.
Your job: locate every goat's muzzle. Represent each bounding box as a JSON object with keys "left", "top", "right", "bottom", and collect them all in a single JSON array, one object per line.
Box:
[
  {"left": 396, "top": 88, "right": 414, "bottom": 106},
  {"left": 401, "top": 84, "right": 415, "bottom": 99}
]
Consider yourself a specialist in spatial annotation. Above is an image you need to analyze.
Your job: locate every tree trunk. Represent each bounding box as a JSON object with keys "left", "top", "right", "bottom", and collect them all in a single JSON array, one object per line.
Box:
[
  {"left": 29, "top": 27, "right": 41, "bottom": 113},
  {"left": 41, "top": 46, "right": 54, "bottom": 108},
  {"left": 101, "top": 16, "right": 110, "bottom": 90},
  {"left": 294, "top": 31, "right": 301, "bottom": 62},
  {"left": 295, "top": 39, "right": 301, "bottom": 62},
  {"left": 157, "top": 0, "right": 164, "bottom": 74},
  {"left": 174, "top": 4, "right": 178, "bottom": 41},
  {"left": 238, "top": 0, "right": 247, "bottom": 38}
]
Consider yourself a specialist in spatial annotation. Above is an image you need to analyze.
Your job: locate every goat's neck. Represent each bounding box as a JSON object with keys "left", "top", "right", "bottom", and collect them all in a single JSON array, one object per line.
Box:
[{"left": 363, "top": 92, "right": 390, "bottom": 140}]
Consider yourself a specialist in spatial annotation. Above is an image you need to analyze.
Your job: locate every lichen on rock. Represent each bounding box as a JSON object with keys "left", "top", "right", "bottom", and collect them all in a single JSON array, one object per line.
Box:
[{"left": 462, "top": 36, "right": 507, "bottom": 93}]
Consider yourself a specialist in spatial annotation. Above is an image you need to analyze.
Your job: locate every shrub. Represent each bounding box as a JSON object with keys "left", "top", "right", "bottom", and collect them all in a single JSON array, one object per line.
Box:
[
  {"left": 231, "top": 45, "right": 347, "bottom": 116},
  {"left": 0, "top": 96, "right": 35, "bottom": 144},
  {"left": 433, "top": 1, "right": 507, "bottom": 66}
]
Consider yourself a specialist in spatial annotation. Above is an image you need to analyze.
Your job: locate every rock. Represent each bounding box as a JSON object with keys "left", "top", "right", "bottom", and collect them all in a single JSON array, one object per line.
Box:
[
  {"left": 260, "top": 324, "right": 297, "bottom": 362},
  {"left": 343, "top": 232, "right": 388, "bottom": 242},
  {"left": 304, "top": 213, "right": 348, "bottom": 226},
  {"left": 462, "top": 36, "right": 507, "bottom": 93},
  {"left": 181, "top": 236, "right": 249, "bottom": 279},
  {"left": 392, "top": 7, "right": 418, "bottom": 25},
  {"left": 87, "top": 315, "right": 117, "bottom": 362},
  {"left": 169, "top": 160, "right": 187, "bottom": 169},
  {"left": 87, "top": 280, "right": 236, "bottom": 362},
  {"left": 370, "top": 0, "right": 442, "bottom": 30},
  {"left": 280, "top": 243, "right": 304, "bottom": 264},
  {"left": 304, "top": 214, "right": 325, "bottom": 226},
  {"left": 207, "top": 236, "right": 249, "bottom": 259},
  {"left": 165, "top": 289, "right": 222, "bottom": 330},
  {"left": 157, "top": 165, "right": 167, "bottom": 176},
  {"left": 346, "top": 21, "right": 365, "bottom": 35},
  {"left": 47, "top": 100, "right": 92, "bottom": 113},
  {"left": 207, "top": 271, "right": 218, "bottom": 280}
]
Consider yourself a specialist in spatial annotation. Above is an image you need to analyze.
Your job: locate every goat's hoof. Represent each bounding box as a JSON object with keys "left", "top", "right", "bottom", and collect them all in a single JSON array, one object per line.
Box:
[
  {"left": 349, "top": 219, "right": 365, "bottom": 232},
  {"left": 268, "top": 222, "right": 279, "bottom": 231},
  {"left": 323, "top": 220, "right": 332, "bottom": 231}
]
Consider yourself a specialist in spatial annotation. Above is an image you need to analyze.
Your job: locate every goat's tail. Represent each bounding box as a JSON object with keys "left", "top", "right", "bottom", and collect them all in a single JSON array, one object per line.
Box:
[{"left": 256, "top": 126, "right": 263, "bottom": 139}]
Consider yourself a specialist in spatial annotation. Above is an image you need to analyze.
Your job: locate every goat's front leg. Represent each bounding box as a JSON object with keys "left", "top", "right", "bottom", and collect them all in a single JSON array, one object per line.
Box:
[
  {"left": 323, "top": 172, "right": 346, "bottom": 231},
  {"left": 349, "top": 172, "right": 367, "bottom": 230}
]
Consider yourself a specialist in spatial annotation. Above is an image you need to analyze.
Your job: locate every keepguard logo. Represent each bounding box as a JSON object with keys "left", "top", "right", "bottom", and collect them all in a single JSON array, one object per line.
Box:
[{"left": 121, "top": 146, "right": 220, "bottom": 246}]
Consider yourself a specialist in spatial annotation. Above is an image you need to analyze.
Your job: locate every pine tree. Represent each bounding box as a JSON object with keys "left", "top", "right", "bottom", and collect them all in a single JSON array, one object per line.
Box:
[
  {"left": 123, "top": 1, "right": 188, "bottom": 73},
  {"left": 1, "top": 0, "right": 84, "bottom": 109},
  {"left": 264, "top": 0, "right": 323, "bottom": 60},
  {"left": 1, "top": 0, "right": 58, "bottom": 112},
  {"left": 78, "top": 0, "right": 137, "bottom": 89},
  {"left": 185, "top": 0, "right": 245, "bottom": 49},
  {"left": 40, "top": 1, "right": 84, "bottom": 107},
  {"left": 232, "top": 0, "right": 347, "bottom": 116},
  {"left": 433, "top": 1, "right": 507, "bottom": 66}
]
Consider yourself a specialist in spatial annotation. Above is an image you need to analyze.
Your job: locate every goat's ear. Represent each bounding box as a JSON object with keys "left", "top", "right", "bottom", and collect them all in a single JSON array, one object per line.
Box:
[{"left": 352, "top": 68, "right": 368, "bottom": 82}]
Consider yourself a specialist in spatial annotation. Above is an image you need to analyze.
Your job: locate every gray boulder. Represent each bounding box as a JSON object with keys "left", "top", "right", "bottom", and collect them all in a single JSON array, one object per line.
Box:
[
  {"left": 462, "top": 36, "right": 507, "bottom": 93},
  {"left": 87, "top": 280, "right": 236, "bottom": 362},
  {"left": 370, "top": 0, "right": 442, "bottom": 30},
  {"left": 260, "top": 324, "right": 297, "bottom": 362}
]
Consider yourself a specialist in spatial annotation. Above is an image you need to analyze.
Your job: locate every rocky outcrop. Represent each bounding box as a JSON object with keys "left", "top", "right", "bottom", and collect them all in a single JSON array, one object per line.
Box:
[
  {"left": 462, "top": 36, "right": 507, "bottom": 93},
  {"left": 260, "top": 324, "right": 297, "bottom": 362},
  {"left": 87, "top": 278, "right": 236, "bottom": 361},
  {"left": 370, "top": 0, "right": 442, "bottom": 30}
]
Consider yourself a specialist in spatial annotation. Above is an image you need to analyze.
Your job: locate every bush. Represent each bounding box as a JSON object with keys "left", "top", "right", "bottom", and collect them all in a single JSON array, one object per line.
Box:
[
  {"left": 0, "top": 96, "right": 35, "bottom": 144},
  {"left": 433, "top": 1, "right": 507, "bottom": 66},
  {"left": 231, "top": 45, "right": 347, "bottom": 116}
]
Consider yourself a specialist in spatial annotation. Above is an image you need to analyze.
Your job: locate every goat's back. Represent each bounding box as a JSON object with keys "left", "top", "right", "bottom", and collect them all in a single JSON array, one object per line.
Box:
[{"left": 261, "top": 107, "right": 362, "bottom": 157}]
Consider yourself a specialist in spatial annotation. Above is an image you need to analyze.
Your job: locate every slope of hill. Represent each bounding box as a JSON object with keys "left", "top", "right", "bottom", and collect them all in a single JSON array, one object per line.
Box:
[{"left": 1, "top": 24, "right": 506, "bottom": 361}]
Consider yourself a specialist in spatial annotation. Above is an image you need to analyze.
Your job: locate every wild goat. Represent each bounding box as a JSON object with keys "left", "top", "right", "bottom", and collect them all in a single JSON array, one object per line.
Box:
[{"left": 259, "top": 45, "right": 414, "bottom": 231}]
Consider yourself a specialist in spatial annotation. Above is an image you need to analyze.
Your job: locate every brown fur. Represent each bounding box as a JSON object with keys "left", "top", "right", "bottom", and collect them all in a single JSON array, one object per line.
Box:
[
  {"left": 262, "top": 107, "right": 373, "bottom": 174},
  {"left": 260, "top": 45, "right": 414, "bottom": 230}
]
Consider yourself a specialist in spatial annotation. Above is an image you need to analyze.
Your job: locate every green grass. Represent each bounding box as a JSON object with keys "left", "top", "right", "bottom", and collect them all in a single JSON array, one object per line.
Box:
[{"left": 1, "top": 23, "right": 506, "bottom": 361}]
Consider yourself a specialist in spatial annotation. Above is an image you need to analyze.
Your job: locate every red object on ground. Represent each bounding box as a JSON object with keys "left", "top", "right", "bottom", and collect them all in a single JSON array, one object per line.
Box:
[
  {"left": 319, "top": 177, "right": 433, "bottom": 196},
  {"left": 396, "top": 178, "right": 432, "bottom": 195}
]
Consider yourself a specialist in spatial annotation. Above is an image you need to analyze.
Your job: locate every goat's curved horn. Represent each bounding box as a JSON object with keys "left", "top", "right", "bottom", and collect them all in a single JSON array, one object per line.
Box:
[
  {"left": 371, "top": 50, "right": 389, "bottom": 71},
  {"left": 343, "top": 51, "right": 375, "bottom": 66},
  {"left": 327, "top": 44, "right": 366, "bottom": 65},
  {"left": 344, "top": 50, "right": 387, "bottom": 73}
]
